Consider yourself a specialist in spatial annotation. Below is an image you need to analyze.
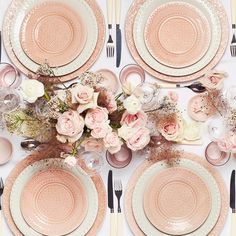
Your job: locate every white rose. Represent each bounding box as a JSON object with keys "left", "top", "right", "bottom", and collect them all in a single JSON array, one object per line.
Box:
[
  {"left": 123, "top": 95, "right": 141, "bottom": 115},
  {"left": 118, "top": 124, "right": 138, "bottom": 141},
  {"left": 21, "top": 79, "right": 45, "bottom": 103}
]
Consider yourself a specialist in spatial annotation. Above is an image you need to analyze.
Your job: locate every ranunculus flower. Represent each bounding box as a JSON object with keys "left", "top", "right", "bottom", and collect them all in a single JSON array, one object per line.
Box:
[
  {"left": 56, "top": 110, "right": 84, "bottom": 143},
  {"left": 85, "top": 107, "right": 109, "bottom": 129},
  {"left": 82, "top": 137, "right": 104, "bottom": 152},
  {"left": 91, "top": 123, "right": 112, "bottom": 139},
  {"left": 126, "top": 127, "right": 150, "bottom": 151},
  {"left": 70, "top": 84, "right": 94, "bottom": 104},
  {"left": 157, "top": 117, "right": 184, "bottom": 142},
  {"left": 200, "top": 71, "right": 227, "bottom": 90},
  {"left": 103, "top": 131, "right": 123, "bottom": 154},
  {"left": 21, "top": 79, "right": 45, "bottom": 103},
  {"left": 121, "top": 111, "right": 147, "bottom": 128},
  {"left": 97, "top": 89, "right": 117, "bottom": 113},
  {"left": 123, "top": 95, "right": 141, "bottom": 115}
]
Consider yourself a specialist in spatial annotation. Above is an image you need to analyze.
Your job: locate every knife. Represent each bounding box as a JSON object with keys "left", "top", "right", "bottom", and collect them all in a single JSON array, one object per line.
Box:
[
  {"left": 230, "top": 170, "right": 236, "bottom": 236},
  {"left": 108, "top": 170, "right": 116, "bottom": 236},
  {"left": 115, "top": 0, "right": 121, "bottom": 68}
]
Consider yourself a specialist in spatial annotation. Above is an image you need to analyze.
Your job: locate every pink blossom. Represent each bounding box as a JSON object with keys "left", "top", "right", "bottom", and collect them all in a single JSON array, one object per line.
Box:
[
  {"left": 168, "top": 91, "right": 178, "bottom": 102},
  {"left": 91, "top": 124, "right": 112, "bottom": 139},
  {"left": 56, "top": 110, "right": 84, "bottom": 143},
  {"left": 82, "top": 137, "right": 104, "bottom": 152},
  {"left": 103, "top": 132, "right": 123, "bottom": 154},
  {"left": 126, "top": 127, "right": 150, "bottom": 151},
  {"left": 121, "top": 111, "right": 147, "bottom": 128},
  {"left": 85, "top": 107, "right": 109, "bottom": 129}
]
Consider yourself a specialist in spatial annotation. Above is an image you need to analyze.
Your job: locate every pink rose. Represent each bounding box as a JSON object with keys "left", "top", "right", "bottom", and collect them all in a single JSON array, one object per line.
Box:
[
  {"left": 70, "top": 84, "right": 94, "bottom": 104},
  {"left": 103, "top": 131, "right": 123, "bottom": 154},
  {"left": 64, "top": 155, "right": 77, "bottom": 167},
  {"left": 217, "top": 137, "right": 233, "bottom": 152},
  {"left": 158, "top": 118, "right": 184, "bottom": 141},
  {"left": 121, "top": 111, "right": 147, "bottom": 128},
  {"left": 97, "top": 89, "right": 117, "bottom": 113},
  {"left": 82, "top": 137, "right": 104, "bottom": 152},
  {"left": 85, "top": 107, "right": 109, "bottom": 129},
  {"left": 126, "top": 127, "right": 150, "bottom": 151},
  {"left": 91, "top": 124, "right": 112, "bottom": 139},
  {"left": 56, "top": 110, "right": 84, "bottom": 143}
]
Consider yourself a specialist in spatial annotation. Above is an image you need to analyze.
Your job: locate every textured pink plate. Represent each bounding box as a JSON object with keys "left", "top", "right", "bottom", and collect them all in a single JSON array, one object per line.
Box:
[
  {"left": 125, "top": 0, "right": 228, "bottom": 83},
  {"left": 21, "top": 168, "right": 88, "bottom": 236},
  {"left": 144, "top": 167, "right": 211, "bottom": 235},
  {"left": 145, "top": 2, "right": 211, "bottom": 68},
  {"left": 188, "top": 95, "right": 216, "bottom": 122},
  {"left": 20, "top": 2, "right": 87, "bottom": 67},
  {"left": 3, "top": 0, "right": 105, "bottom": 83}
]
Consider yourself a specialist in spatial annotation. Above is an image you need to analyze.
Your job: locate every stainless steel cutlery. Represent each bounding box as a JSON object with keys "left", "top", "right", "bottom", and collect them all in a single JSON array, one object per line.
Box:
[
  {"left": 0, "top": 178, "right": 4, "bottom": 235},
  {"left": 230, "top": 170, "right": 236, "bottom": 235},
  {"left": 230, "top": 0, "right": 236, "bottom": 56},
  {"left": 115, "top": 0, "right": 121, "bottom": 67}
]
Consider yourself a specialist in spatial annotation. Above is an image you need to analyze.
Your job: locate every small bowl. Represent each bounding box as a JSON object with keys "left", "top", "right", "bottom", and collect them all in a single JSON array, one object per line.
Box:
[
  {"left": 205, "top": 141, "right": 230, "bottom": 166},
  {"left": 0, "top": 137, "right": 13, "bottom": 165},
  {"left": 96, "top": 69, "right": 119, "bottom": 94},
  {"left": 119, "top": 64, "right": 145, "bottom": 88},
  {"left": 106, "top": 145, "right": 132, "bottom": 169},
  {"left": 0, "top": 63, "right": 21, "bottom": 89}
]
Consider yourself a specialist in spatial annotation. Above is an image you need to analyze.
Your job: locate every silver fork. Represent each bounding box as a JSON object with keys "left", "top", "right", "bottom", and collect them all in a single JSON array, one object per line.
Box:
[
  {"left": 0, "top": 178, "right": 4, "bottom": 235},
  {"left": 230, "top": 0, "right": 236, "bottom": 56},
  {"left": 106, "top": 0, "right": 115, "bottom": 57},
  {"left": 114, "top": 179, "right": 124, "bottom": 235}
]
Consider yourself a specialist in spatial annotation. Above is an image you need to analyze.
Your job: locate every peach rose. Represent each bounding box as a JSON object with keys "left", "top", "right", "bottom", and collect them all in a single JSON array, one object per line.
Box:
[
  {"left": 91, "top": 123, "right": 112, "bottom": 139},
  {"left": 56, "top": 110, "right": 84, "bottom": 143},
  {"left": 158, "top": 118, "right": 184, "bottom": 142},
  {"left": 121, "top": 110, "right": 147, "bottom": 128},
  {"left": 85, "top": 107, "right": 109, "bottom": 129},
  {"left": 70, "top": 84, "right": 94, "bottom": 104},
  {"left": 126, "top": 127, "right": 150, "bottom": 151},
  {"left": 82, "top": 137, "right": 104, "bottom": 152},
  {"left": 103, "top": 131, "right": 123, "bottom": 154},
  {"left": 64, "top": 155, "right": 77, "bottom": 167}
]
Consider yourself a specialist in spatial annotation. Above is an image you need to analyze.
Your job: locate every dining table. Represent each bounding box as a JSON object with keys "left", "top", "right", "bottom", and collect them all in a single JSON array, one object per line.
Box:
[{"left": 0, "top": 0, "right": 235, "bottom": 235}]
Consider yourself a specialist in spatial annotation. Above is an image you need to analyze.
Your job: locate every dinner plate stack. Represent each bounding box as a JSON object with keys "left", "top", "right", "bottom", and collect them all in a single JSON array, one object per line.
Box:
[
  {"left": 3, "top": 0, "right": 105, "bottom": 82},
  {"left": 125, "top": 0, "right": 229, "bottom": 82},
  {"left": 2, "top": 147, "right": 106, "bottom": 236},
  {"left": 125, "top": 152, "right": 228, "bottom": 236}
]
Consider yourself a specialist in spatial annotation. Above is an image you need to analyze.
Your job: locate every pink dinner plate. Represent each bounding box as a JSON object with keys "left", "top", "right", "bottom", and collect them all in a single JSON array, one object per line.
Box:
[
  {"left": 20, "top": 168, "right": 88, "bottom": 236},
  {"left": 188, "top": 94, "right": 216, "bottom": 122},
  {"left": 143, "top": 167, "right": 211, "bottom": 235},
  {"left": 144, "top": 2, "right": 211, "bottom": 68},
  {"left": 20, "top": 2, "right": 87, "bottom": 67}
]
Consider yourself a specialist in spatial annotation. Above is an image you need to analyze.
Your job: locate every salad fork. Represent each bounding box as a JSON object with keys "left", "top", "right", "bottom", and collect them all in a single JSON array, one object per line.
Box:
[
  {"left": 230, "top": 0, "right": 236, "bottom": 56},
  {"left": 106, "top": 0, "right": 115, "bottom": 58},
  {"left": 114, "top": 179, "right": 124, "bottom": 235},
  {"left": 0, "top": 178, "right": 4, "bottom": 235}
]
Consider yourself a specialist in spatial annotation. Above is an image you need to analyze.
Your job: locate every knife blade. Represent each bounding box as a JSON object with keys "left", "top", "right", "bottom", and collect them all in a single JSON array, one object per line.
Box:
[
  {"left": 231, "top": 170, "right": 236, "bottom": 212},
  {"left": 116, "top": 25, "right": 121, "bottom": 68},
  {"left": 115, "top": 0, "right": 121, "bottom": 67},
  {"left": 108, "top": 170, "right": 114, "bottom": 212}
]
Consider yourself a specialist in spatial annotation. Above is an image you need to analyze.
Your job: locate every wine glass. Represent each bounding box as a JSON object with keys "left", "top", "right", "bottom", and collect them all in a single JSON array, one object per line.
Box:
[
  {"left": 0, "top": 88, "right": 21, "bottom": 114},
  {"left": 133, "top": 82, "right": 160, "bottom": 111},
  {"left": 78, "top": 151, "right": 104, "bottom": 176}
]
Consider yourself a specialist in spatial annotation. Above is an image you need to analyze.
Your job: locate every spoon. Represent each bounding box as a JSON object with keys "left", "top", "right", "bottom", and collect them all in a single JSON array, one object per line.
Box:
[
  {"left": 21, "top": 138, "right": 42, "bottom": 151},
  {"left": 157, "top": 82, "right": 206, "bottom": 93}
]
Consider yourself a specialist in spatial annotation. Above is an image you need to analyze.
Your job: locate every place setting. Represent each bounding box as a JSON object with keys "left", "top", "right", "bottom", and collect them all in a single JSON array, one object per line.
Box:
[{"left": 0, "top": 0, "right": 235, "bottom": 235}]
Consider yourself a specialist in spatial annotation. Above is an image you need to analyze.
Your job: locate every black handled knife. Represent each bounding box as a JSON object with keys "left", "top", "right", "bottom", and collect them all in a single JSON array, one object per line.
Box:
[
  {"left": 230, "top": 170, "right": 235, "bottom": 213},
  {"left": 115, "top": 0, "right": 121, "bottom": 68},
  {"left": 108, "top": 170, "right": 114, "bottom": 213}
]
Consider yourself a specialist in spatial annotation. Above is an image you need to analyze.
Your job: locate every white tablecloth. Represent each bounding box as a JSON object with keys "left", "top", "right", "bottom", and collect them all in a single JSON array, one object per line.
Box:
[{"left": 0, "top": 0, "right": 234, "bottom": 235}]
